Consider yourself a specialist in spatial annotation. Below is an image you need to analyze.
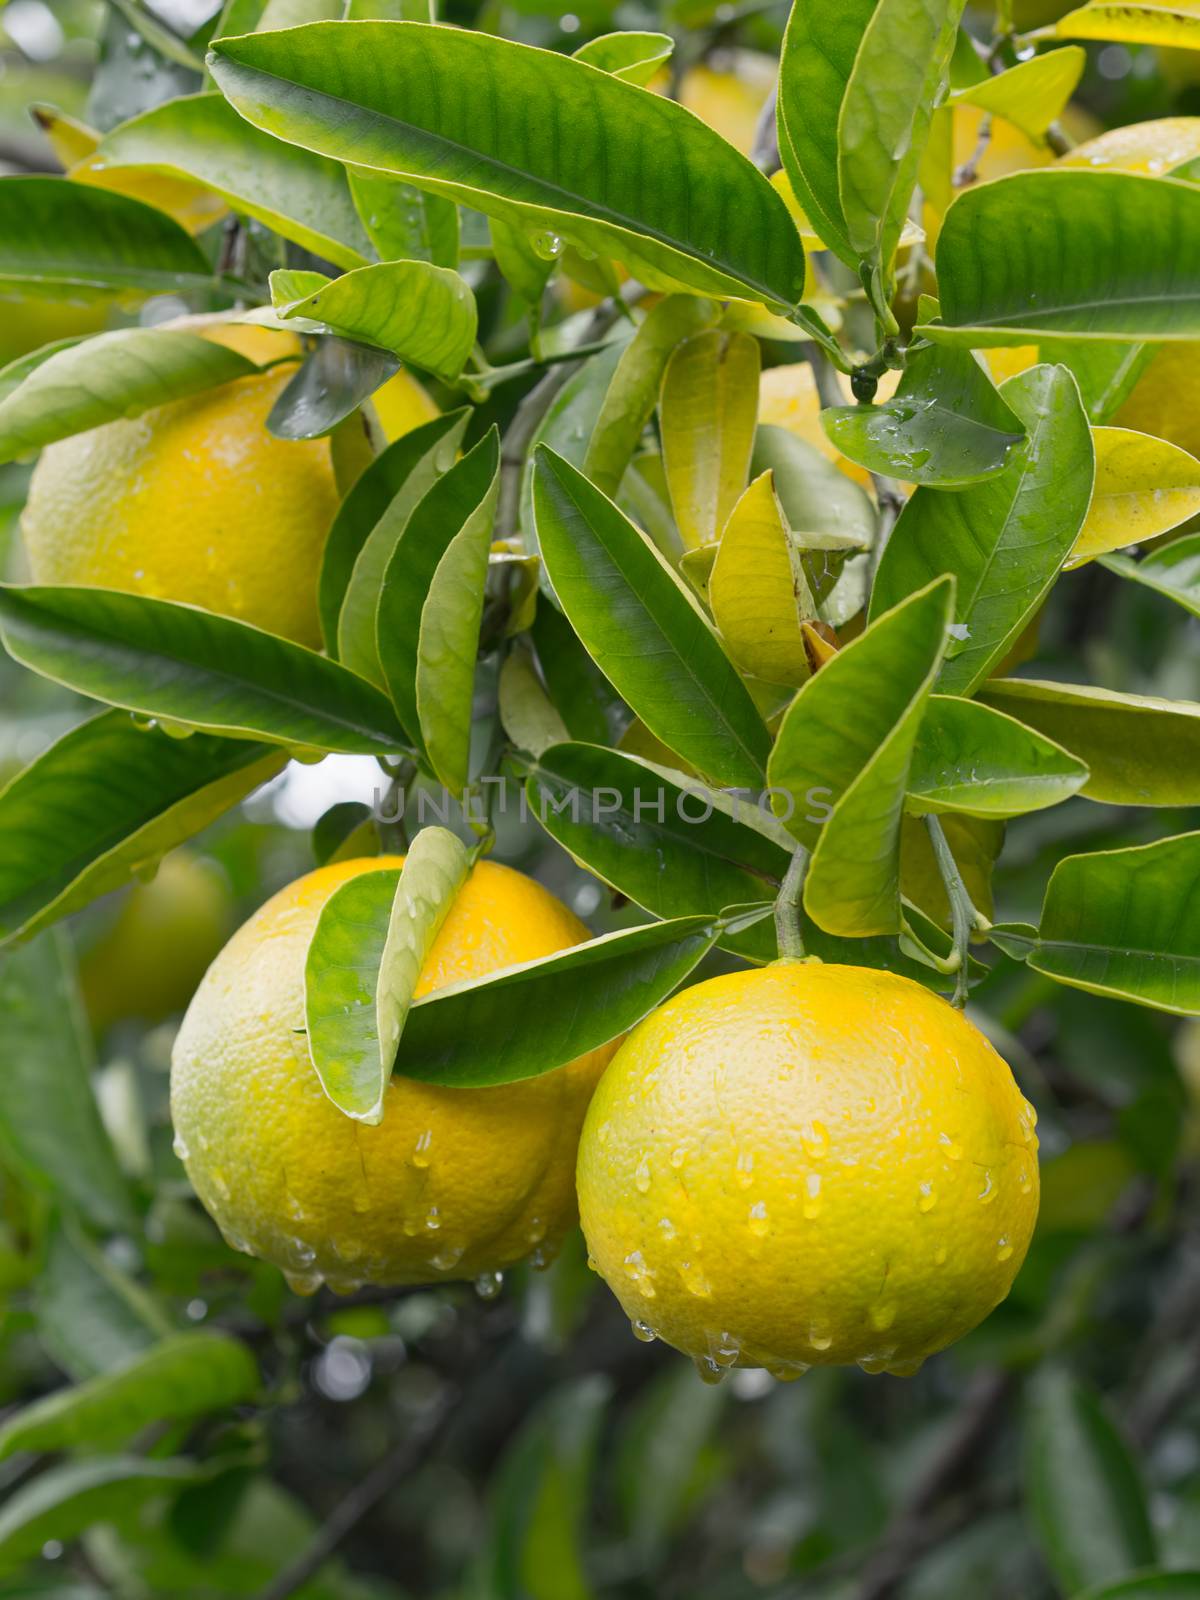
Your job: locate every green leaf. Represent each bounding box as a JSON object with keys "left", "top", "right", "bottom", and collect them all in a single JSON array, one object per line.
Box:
[
  {"left": 1102, "top": 532, "right": 1200, "bottom": 620},
  {"left": 35, "top": 1220, "right": 172, "bottom": 1381},
  {"left": 0, "top": 329, "right": 256, "bottom": 465},
  {"left": 1077, "top": 1578, "right": 1200, "bottom": 1600},
  {"left": 0, "top": 931, "right": 131, "bottom": 1231},
  {"left": 908, "top": 695, "right": 1089, "bottom": 816},
  {"left": 530, "top": 602, "right": 615, "bottom": 746},
  {"left": 393, "top": 915, "right": 727, "bottom": 1088},
  {"left": 348, "top": 169, "right": 459, "bottom": 268},
  {"left": 923, "top": 171, "right": 1200, "bottom": 346},
  {"left": 96, "top": 91, "right": 372, "bottom": 270},
  {"left": 0, "top": 711, "right": 279, "bottom": 947},
  {"left": 0, "top": 177, "right": 213, "bottom": 301},
  {"left": 0, "top": 586, "right": 409, "bottom": 756},
  {"left": 532, "top": 446, "right": 771, "bottom": 789},
  {"left": 1009, "top": 831, "right": 1200, "bottom": 1014},
  {"left": 345, "top": 0, "right": 432, "bottom": 16},
  {"left": 270, "top": 261, "right": 477, "bottom": 383},
  {"left": 1024, "top": 1369, "right": 1156, "bottom": 1595},
  {"left": 519, "top": 335, "right": 631, "bottom": 545},
  {"left": 583, "top": 295, "right": 718, "bottom": 498},
  {"left": 871, "top": 364, "right": 1095, "bottom": 695},
  {"left": 837, "top": 0, "right": 966, "bottom": 308},
  {"left": 977, "top": 678, "right": 1200, "bottom": 806},
  {"left": 777, "top": 0, "right": 877, "bottom": 266},
  {"left": 768, "top": 577, "right": 954, "bottom": 852},
  {"left": 949, "top": 46, "right": 1085, "bottom": 139},
  {"left": 709, "top": 470, "right": 813, "bottom": 686},
  {"left": 266, "top": 335, "right": 399, "bottom": 441},
  {"left": 304, "top": 833, "right": 470, "bottom": 1122},
  {"left": 751, "top": 423, "right": 877, "bottom": 560},
  {"left": 660, "top": 329, "right": 760, "bottom": 551},
  {"left": 572, "top": 31, "right": 673, "bottom": 85},
  {"left": 0, "top": 1456, "right": 209, "bottom": 1576},
  {"left": 0, "top": 1332, "right": 258, "bottom": 1460},
  {"left": 324, "top": 407, "right": 470, "bottom": 663},
  {"left": 378, "top": 430, "right": 500, "bottom": 756},
  {"left": 311, "top": 799, "right": 375, "bottom": 866},
  {"left": 489, "top": 216, "right": 555, "bottom": 309},
  {"left": 822, "top": 342, "right": 1025, "bottom": 487},
  {"left": 498, "top": 643, "right": 570, "bottom": 758},
  {"left": 416, "top": 465, "right": 501, "bottom": 792},
  {"left": 1040, "top": 339, "right": 1153, "bottom": 424},
  {"left": 800, "top": 580, "right": 955, "bottom": 936},
  {"left": 208, "top": 21, "right": 808, "bottom": 308},
  {"left": 526, "top": 741, "right": 788, "bottom": 964}
]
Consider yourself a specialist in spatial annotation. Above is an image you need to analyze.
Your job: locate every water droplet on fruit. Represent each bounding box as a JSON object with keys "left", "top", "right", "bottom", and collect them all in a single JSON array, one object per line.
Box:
[
  {"left": 808, "top": 1324, "right": 833, "bottom": 1351},
  {"left": 658, "top": 1216, "right": 676, "bottom": 1240},
  {"left": 531, "top": 231, "right": 565, "bottom": 260},
  {"left": 623, "top": 1249, "right": 656, "bottom": 1296},
  {"left": 172, "top": 1134, "right": 189, "bottom": 1161},
  {"left": 708, "top": 1329, "right": 741, "bottom": 1367},
  {"left": 978, "top": 1169, "right": 998, "bottom": 1204},
  {"left": 801, "top": 1120, "right": 830, "bottom": 1160},
  {"left": 284, "top": 1268, "right": 323, "bottom": 1296},
  {"left": 869, "top": 1301, "right": 897, "bottom": 1333},
  {"left": 692, "top": 1354, "right": 726, "bottom": 1385},
  {"left": 996, "top": 1237, "right": 1014, "bottom": 1262},
  {"left": 596, "top": 1120, "right": 611, "bottom": 1146},
  {"left": 669, "top": 1144, "right": 688, "bottom": 1169},
  {"left": 917, "top": 1181, "right": 937, "bottom": 1213},
  {"left": 411, "top": 1129, "right": 433, "bottom": 1168},
  {"left": 634, "top": 1154, "right": 651, "bottom": 1193},
  {"left": 767, "top": 1358, "right": 811, "bottom": 1382},
  {"left": 939, "top": 1133, "right": 963, "bottom": 1161},
  {"left": 631, "top": 1318, "right": 657, "bottom": 1343},
  {"left": 678, "top": 1259, "right": 712, "bottom": 1298},
  {"left": 474, "top": 1270, "right": 504, "bottom": 1299},
  {"left": 425, "top": 1206, "right": 441, "bottom": 1231},
  {"left": 431, "top": 1244, "right": 464, "bottom": 1272},
  {"left": 735, "top": 1150, "right": 754, "bottom": 1187}
]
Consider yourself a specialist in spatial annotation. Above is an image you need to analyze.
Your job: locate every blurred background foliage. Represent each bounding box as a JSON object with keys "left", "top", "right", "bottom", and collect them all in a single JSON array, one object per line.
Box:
[{"left": 0, "top": 1, "right": 1199, "bottom": 1597}]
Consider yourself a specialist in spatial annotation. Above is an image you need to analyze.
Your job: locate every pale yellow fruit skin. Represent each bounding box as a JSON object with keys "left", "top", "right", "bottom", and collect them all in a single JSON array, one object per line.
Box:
[
  {"left": 21, "top": 355, "right": 338, "bottom": 648},
  {"left": 170, "top": 856, "right": 617, "bottom": 1293},
  {"left": 577, "top": 962, "right": 1040, "bottom": 1379}
]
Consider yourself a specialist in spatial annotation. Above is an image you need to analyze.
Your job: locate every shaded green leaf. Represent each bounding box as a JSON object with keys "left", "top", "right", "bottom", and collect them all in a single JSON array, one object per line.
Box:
[
  {"left": 0, "top": 586, "right": 409, "bottom": 755},
  {"left": 871, "top": 364, "right": 1094, "bottom": 694},
  {"left": 0, "top": 176, "right": 212, "bottom": 301},
  {"left": 0, "top": 1333, "right": 258, "bottom": 1460},
  {"left": 97, "top": 91, "right": 372, "bottom": 269},
  {"left": 378, "top": 429, "right": 500, "bottom": 757},
  {"left": 908, "top": 695, "right": 1089, "bottom": 816},
  {"left": 1006, "top": 831, "right": 1200, "bottom": 1014},
  {"left": 0, "top": 931, "right": 131, "bottom": 1231},
  {"left": 266, "top": 336, "right": 399, "bottom": 441},
  {"left": 1024, "top": 1369, "right": 1156, "bottom": 1594},
  {"left": 1102, "top": 532, "right": 1200, "bottom": 620},
  {"left": 35, "top": 1220, "right": 172, "bottom": 1382},
  {"left": 497, "top": 643, "right": 570, "bottom": 758},
  {"left": 348, "top": 168, "right": 459, "bottom": 267},
  {"left": 271, "top": 261, "right": 477, "bottom": 383},
  {"left": 394, "top": 915, "right": 731, "bottom": 1087},
  {"left": 532, "top": 446, "right": 771, "bottom": 789},
  {"left": 0, "top": 329, "right": 256, "bottom": 465},
  {"left": 0, "top": 711, "right": 280, "bottom": 948},
  {"left": 822, "top": 342, "right": 1025, "bottom": 487},
  {"left": 924, "top": 171, "right": 1200, "bottom": 346},
  {"left": 208, "top": 21, "right": 808, "bottom": 307},
  {"left": 977, "top": 678, "right": 1200, "bottom": 806},
  {"left": 327, "top": 407, "right": 470, "bottom": 668}
]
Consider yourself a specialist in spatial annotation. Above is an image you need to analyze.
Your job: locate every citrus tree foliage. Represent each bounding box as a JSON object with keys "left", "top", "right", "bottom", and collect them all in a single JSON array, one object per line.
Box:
[{"left": 0, "top": 0, "right": 1198, "bottom": 1595}]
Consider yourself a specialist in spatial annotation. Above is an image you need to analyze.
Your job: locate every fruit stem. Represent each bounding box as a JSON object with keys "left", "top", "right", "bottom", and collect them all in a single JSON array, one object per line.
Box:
[
  {"left": 923, "top": 815, "right": 991, "bottom": 1008},
  {"left": 774, "top": 844, "right": 811, "bottom": 961}
]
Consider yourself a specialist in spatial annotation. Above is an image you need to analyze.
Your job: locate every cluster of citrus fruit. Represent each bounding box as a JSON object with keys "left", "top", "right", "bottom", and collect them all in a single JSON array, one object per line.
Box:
[{"left": 167, "top": 854, "right": 1040, "bottom": 1382}]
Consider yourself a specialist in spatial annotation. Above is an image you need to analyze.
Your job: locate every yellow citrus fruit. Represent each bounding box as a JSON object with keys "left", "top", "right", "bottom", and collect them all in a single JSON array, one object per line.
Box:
[
  {"left": 0, "top": 296, "right": 109, "bottom": 367},
  {"left": 170, "top": 855, "right": 617, "bottom": 1294},
  {"left": 370, "top": 366, "right": 440, "bottom": 442},
  {"left": 759, "top": 364, "right": 902, "bottom": 488},
  {"left": 577, "top": 961, "right": 1039, "bottom": 1380},
  {"left": 677, "top": 53, "right": 777, "bottom": 155},
  {"left": 21, "top": 325, "right": 339, "bottom": 647},
  {"left": 80, "top": 851, "right": 234, "bottom": 1034}
]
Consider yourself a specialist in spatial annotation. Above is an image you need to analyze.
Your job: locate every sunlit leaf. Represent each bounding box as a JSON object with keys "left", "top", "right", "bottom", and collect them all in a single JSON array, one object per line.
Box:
[
  {"left": 572, "top": 31, "right": 674, "bottom": 85},
  {"left": 908, "top": 694, "right": 1089, "bottom": 816},
  {"left": 209, "top": 21, "right": 808, "bottom": 308},
  {"left": 96, "top": 91, "right": 372, "bottom": 269},
  {"left": 1070, "top": 427, "right": 1200, "bottom": 566},
  {"left": 1050, "top": 2, "right": 1200, "bottom": 49},
  {"left": 949, "top": 47, "right": 1085, "bottom": 140}
]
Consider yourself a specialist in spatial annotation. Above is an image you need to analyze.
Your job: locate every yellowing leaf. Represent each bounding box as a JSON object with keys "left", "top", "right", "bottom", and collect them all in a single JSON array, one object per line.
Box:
[
  {"left": 710, "top": 471, "right": 813, "bottom": 686},
  {"left": 1069, "top": 425, "right": 1200, "bottom": 567},
  {"left": 660, "top": 330, "right": 760, "bottom": 552},
  {"left": 32, "top": 106, "right": 226, "bottom": 236},
  {"left": 1051, "top": 2, "right": 1200, "bottom": 49},
  {"left": 950, "top": 47, "right": 1085, "bottom": 141}
]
